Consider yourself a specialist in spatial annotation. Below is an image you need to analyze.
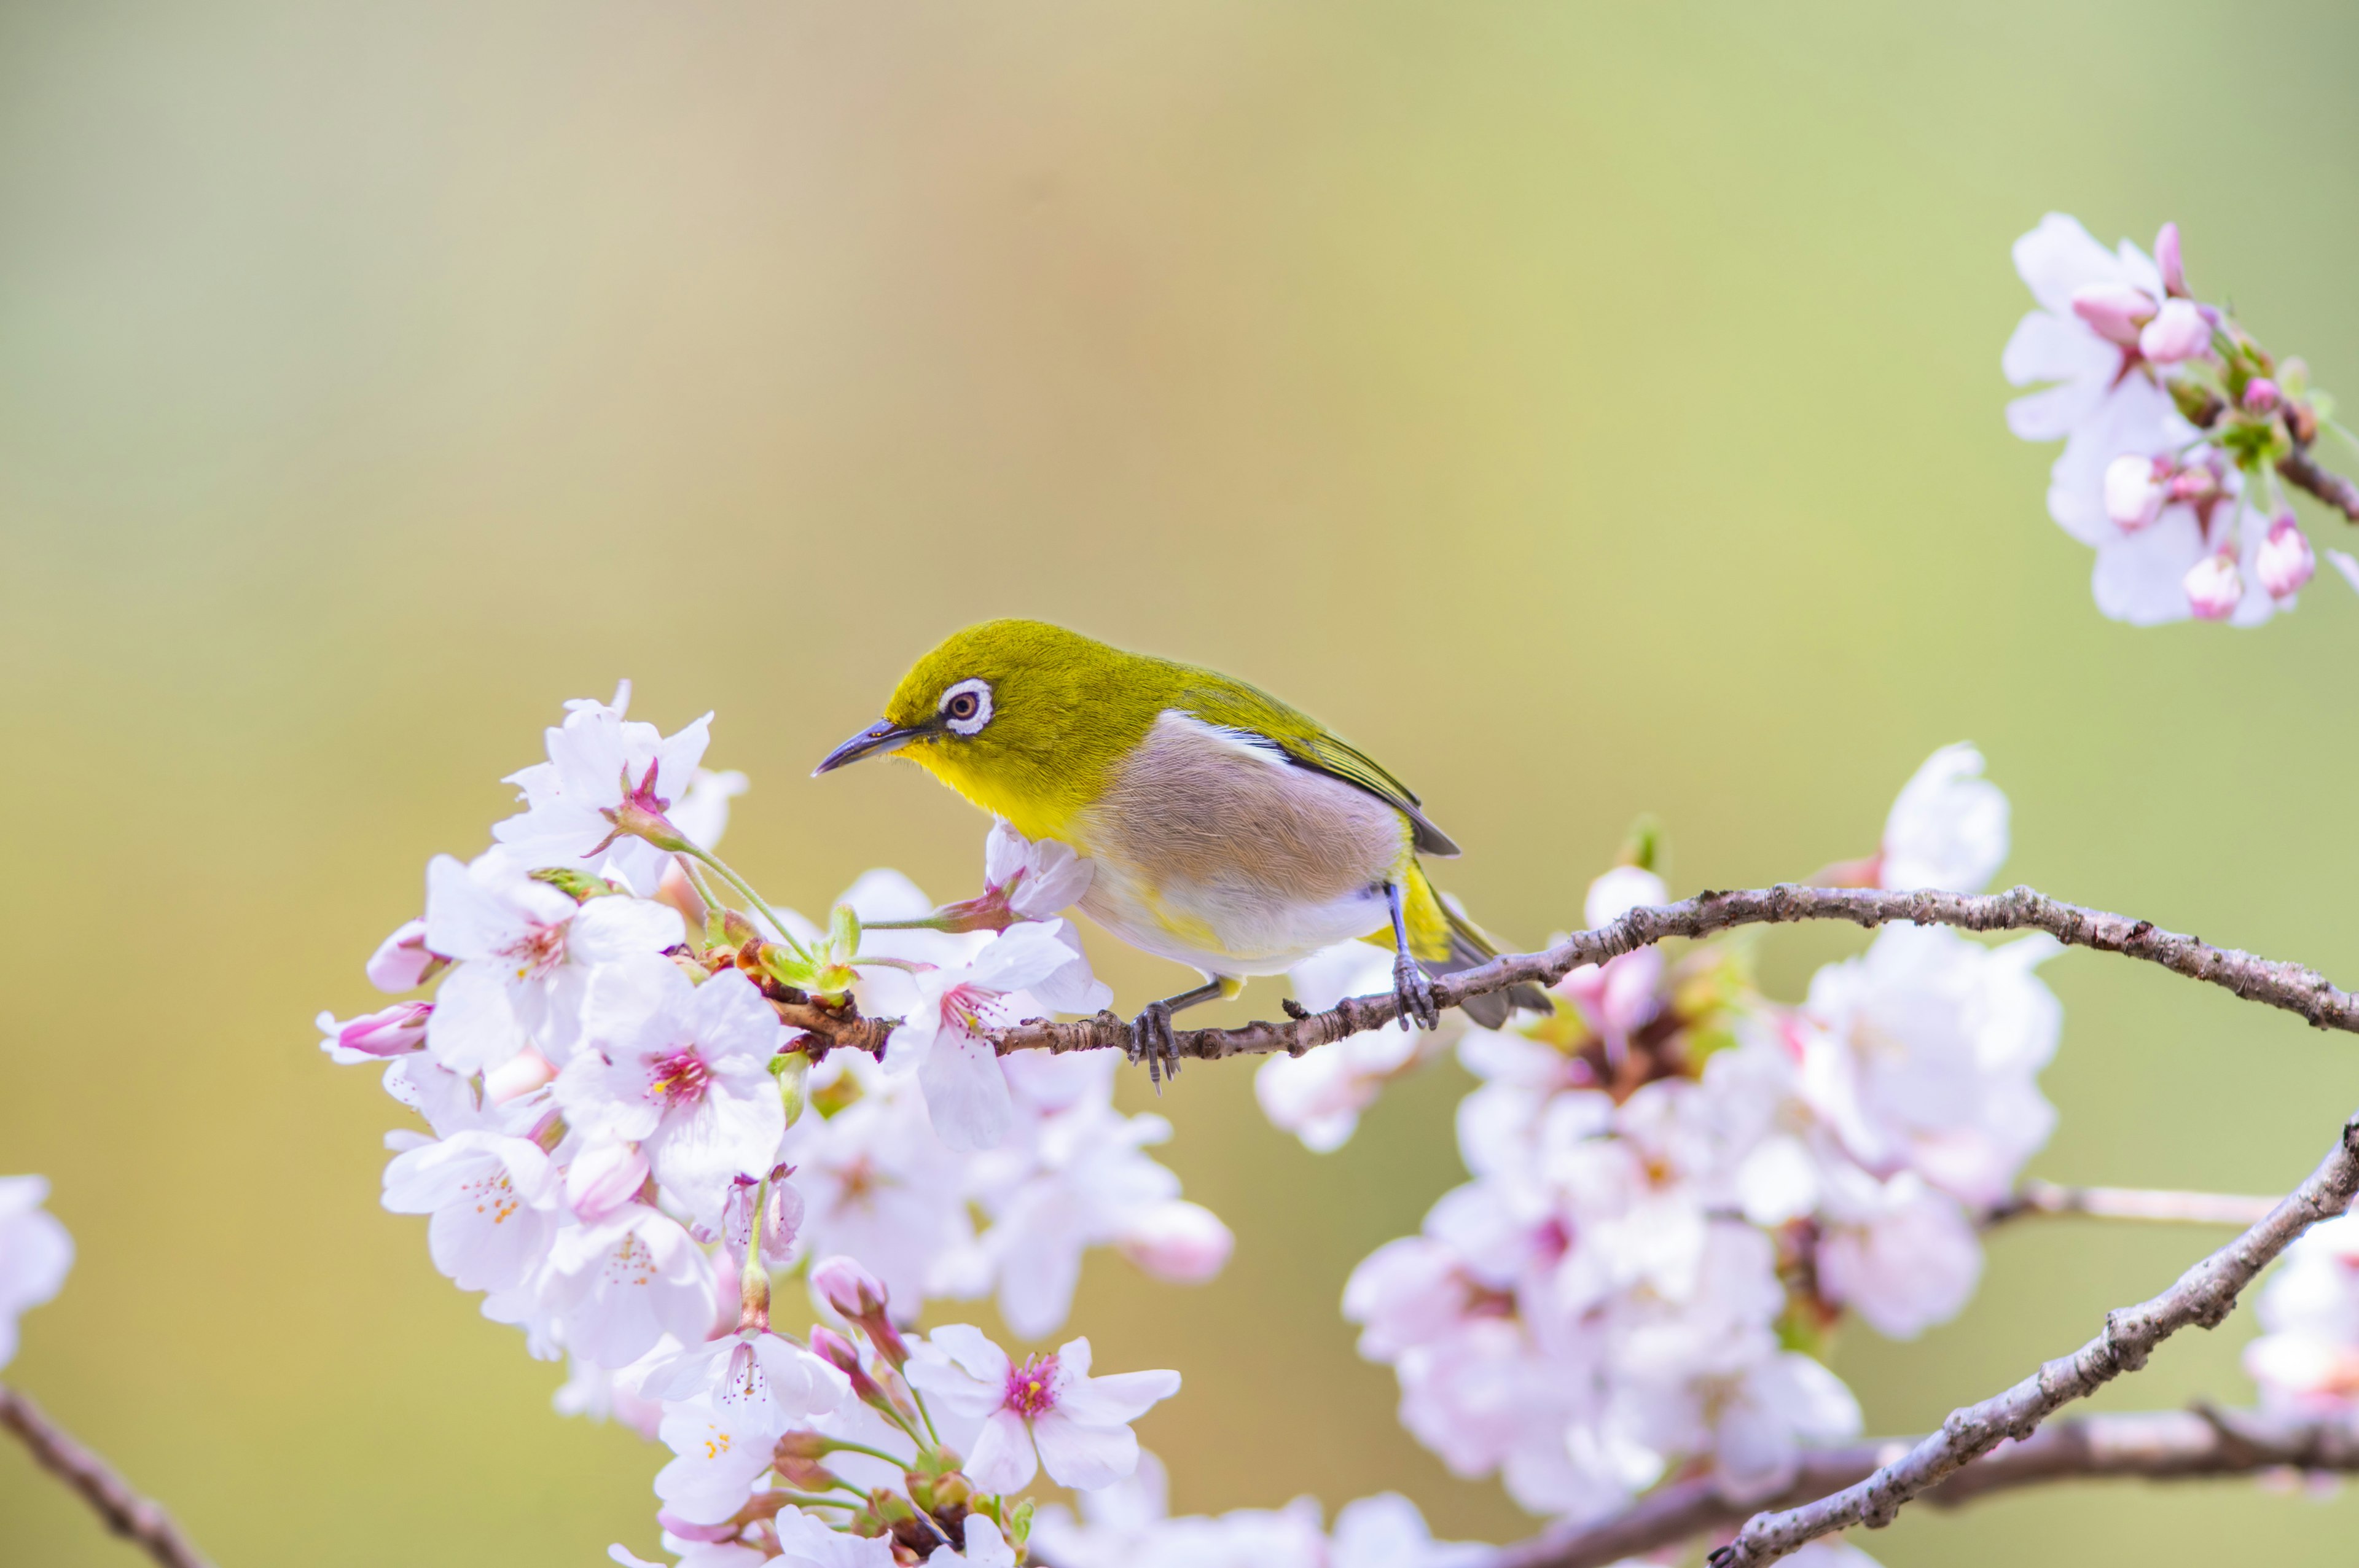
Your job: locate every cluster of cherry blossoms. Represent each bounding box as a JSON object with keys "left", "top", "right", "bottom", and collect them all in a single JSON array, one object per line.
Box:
[
  {"left": 2246, "top": 1214, "right": 2359, "bottom": 1416},
  {"left": 2005, "top": 213, "right": 2353, "bottom": 625},
  {"left": 317, "top": 686, "right": 1240, "bottom": 1564},
  {"left": 1262, "top": 746, "right": 2051, "bottom": 1550}
]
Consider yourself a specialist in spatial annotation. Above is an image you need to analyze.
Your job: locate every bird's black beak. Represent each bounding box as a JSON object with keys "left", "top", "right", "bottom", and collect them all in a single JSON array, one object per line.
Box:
[{"left": 813, "top": 719, "right": 927, "bottom": 776}]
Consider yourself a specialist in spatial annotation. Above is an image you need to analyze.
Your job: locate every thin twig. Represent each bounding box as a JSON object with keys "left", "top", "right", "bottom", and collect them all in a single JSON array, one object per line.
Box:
[
  {"left": 1486, "top": 1405, "right": 2359, "bottom": 1568},
  {"left": 0, "top": 1384, "right": 213, "bottom": 1568},
  {"left": 1983, "top": 1179, "right": 2283, "bottom": 1229},
  {"left": 1699, "top": 1105, "right": 2359, "bottom": 1567},
  {"left": 2280, "top": 448, "right": 2359, "bottom": 523},
  {"left": 964, "top": 884, "right": 2359, "bottom": 1061}
]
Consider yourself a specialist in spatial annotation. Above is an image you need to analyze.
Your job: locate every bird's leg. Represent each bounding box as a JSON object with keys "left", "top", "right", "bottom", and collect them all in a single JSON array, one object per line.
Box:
[
  {"left": 1130, "top": 977, "right": 1226, "bottom": 1091},
  {"left": 1383, "top": 880, "right": 1441, "bottom": 1031}
]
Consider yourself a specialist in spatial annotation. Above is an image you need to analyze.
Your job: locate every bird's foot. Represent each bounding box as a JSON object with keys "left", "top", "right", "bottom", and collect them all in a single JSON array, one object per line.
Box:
[
  {"left": 1128, "top": 1000, "right": 1181, "bottom": 1091},
  {"left": 1393, "top": 950, "right": 1441, "bottom": 1031}
]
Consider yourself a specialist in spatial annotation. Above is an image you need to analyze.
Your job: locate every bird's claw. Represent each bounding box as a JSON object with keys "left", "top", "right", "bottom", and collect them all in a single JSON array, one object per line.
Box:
[
  {"left": 1393, "top": 951, "right": 1441, "bottom": 1032},
  {"left": 1129, "top": 1000, "right": 1181, "bottom": 1091}
]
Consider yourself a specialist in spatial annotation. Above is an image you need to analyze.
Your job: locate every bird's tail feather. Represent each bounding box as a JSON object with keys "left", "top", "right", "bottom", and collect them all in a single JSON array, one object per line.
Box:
[{"left": 1426, "top": 893, "right": 1553, "bottom": 1029}]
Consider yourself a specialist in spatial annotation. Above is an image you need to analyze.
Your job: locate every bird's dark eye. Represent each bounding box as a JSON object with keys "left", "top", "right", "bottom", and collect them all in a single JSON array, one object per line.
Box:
[{"left": 947, "top": 692, "right": 979, "bottom": 721}]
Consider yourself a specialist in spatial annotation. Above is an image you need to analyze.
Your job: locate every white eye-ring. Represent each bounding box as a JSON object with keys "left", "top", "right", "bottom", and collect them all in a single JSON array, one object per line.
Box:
[{"left": 939, "top": 677, "right": 993, "bottom": 736}]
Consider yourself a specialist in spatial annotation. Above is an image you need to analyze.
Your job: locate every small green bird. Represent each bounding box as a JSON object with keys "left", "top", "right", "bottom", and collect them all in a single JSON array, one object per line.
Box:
[{"left": 815, "top": 619, "right": 1549, "bottom": 1077}]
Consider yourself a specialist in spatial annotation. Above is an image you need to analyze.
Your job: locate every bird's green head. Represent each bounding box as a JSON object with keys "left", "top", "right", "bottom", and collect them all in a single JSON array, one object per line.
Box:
[{"left": 813, "top": 618, "right": 1172, "bottom": 837}]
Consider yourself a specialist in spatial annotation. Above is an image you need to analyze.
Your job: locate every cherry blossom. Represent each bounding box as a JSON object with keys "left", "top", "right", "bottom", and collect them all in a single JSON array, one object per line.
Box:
[
  {"left": 1114, "top": 1200, "right": 1234, "bottom": 1285},
  {"left": 2244, "top": 1214, "right": 2359, "bottom": 1411},
  {"left": 366, "top": 916, "right": 442, "bottom": 992},
  {"left": 1876, "top": 743, "right": 2008, "bottom": 894},
  {"left": 561, "top": 964, "right": 787, "bottom": 1226},
  {"left": 380, "top": 1129, "right": 563, "bottom": 1293},
  {"left": 886, "top": 921, "right": 1111, "bottom": 1153},
  {"left": 544, "top": 1204, "right": 718, "bottom": 1368},
  {"left": 1810, "top": 1167, "right": 1983, "bottom": 1340},
  {"left": 905, "top": 1325, "right": 1180, "bottom": 1492},
  {"left": 1797, "top": 925, "right": 2062, "bottom": 1208},
  {"left": 980, "top": 819, "right": 1097, "bottom": 924},
  {"left": 422, "top": 850, "right": 684, "bottom": 1072},
  {"left": 780, "top": 1057, "right": 977, "bottom": 1313},
  {"left": 1259, "top": 940, "right": 1430, "bottom": 1152},
  {"left": 0, "top": 1176, "right": 72, "bottom": 1371},
  {"left": 493, "top": 683, "right": 714, "bottom": 895}
]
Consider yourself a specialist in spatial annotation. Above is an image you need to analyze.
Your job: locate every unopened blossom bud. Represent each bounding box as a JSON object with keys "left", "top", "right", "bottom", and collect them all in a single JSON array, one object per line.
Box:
[
  {"left": 2070, "top": 282, "right": 2156, "bottom": 346},
  {"left": 483, "top": 1047, "right": 555, "bottom": 1104},
  {"left": 2102, "top": 454, "right": 2167, "bottom": 531},
  {"left": 2184, "top": 552, "right": 2245, "bottom": 620},
  {"left": 2156, "top": 220, "right": 2186, "bottom": 297},
  {"left": 1115, "top": 1201, "right": 1235, "bottom": 1284},
  {"left": 2139, "top": 297, "right": 2210, "bottom": 364},
  {"left": 812, "top": 1255, "right": 910, "bottom": 1367},
  {"left": 2166, "top": 461, "right": 2222, "bottom": 504},
  {"left": 2256, "top": 515, "right": 2316, "bottom": 599},
  {"left": 774, "top": 1048, "right": 812, "bottom": 1129},
  {"left": 366, "top": 919, "right": 442, "bottom": 992},
  {"left": 810, "top": 1325, "right": 891, "bottom": 1410},
  {"left": 565, "top": 1141, "right": 649, "bottom": 1222},
  {"left": 316, "top": 1001, "right": 430, "bottom": 1058},
  {"left": 2242, "top": 378, "right": 2282, "bottom": 414}
]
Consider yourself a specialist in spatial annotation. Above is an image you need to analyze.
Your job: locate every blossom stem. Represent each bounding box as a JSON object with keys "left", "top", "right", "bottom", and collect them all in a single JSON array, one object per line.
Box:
[
  {"left": 739, "top": 1176, "right": 772, "bottom": 1333},
  {"left": 685, "top": 848, "right": 815, "bottom": 964},
  {"left": 908, "top": 1383, "right": 942, "bottom": 1449},
  {"left": 677, "top": 856, "right": 729, "bottom": 929},
  {"left": 822, "top": 1438, "right": 910, "bottom": 1467},
  {"left": 0, "top": 1384, "right": 212, "bottom": 1568},
  {"left": 1983, "top": 1180, "right": 2280, "bottom": 1228}
]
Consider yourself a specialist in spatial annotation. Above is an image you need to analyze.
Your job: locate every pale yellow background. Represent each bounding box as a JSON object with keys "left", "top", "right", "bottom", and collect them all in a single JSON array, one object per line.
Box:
[{"left": 4, "top": 2, "right": 2358, "bottom": 1563}]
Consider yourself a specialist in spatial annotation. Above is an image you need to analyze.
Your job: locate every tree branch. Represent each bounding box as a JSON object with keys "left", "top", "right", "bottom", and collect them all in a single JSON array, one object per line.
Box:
[
  {"left": 1983, "top": 1179, "right": 2282, "bottom": 1229},
  {"left": 1696, "top": 1105, "right": 2359, "bottom": 1567},
  {"left": 970, "top": 884, "right": 2359, "bottom": 1061},
  {"left": 0, "top": 1384, "right": 212, "bottom": 1568},
  {"left": 1487, "top": 1405, "right": 2359, "bottom": 1568},
  {"left": 2280, "top": 448, "right": 2359, "bottom": 523}
]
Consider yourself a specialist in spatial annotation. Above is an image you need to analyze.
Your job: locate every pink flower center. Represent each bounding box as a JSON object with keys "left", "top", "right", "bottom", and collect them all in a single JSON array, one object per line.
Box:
[
  {"left": 1003, "top": 1352, "right": 1059, "bottom": 1419},
  {"left": 498, "top": 919, "right": 569, "bottom": 981},
  {"left": 647, "top": 1048, "right": 711, "bottom": 1108},
  {"left": 938, "top": 982, "right": 1009, "bottom": 1037}
]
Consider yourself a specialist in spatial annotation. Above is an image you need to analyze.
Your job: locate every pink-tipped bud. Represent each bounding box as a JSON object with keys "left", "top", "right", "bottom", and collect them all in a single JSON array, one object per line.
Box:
[
  {"left": 2166, "top": 462, "right": 2222, "bottom": 504},
  {"left": 366, "top": 918, "right": 443, "bottom": 993},
  {"left": 811, "top": 1255, "right": 888, "bottom": 1318},
  {"left": 2103, "top": 454, "right": 2168, "bottom": 531},
  {"left": 2070, "top": 282, "right": 2158, "bottom": 346},
  {"left": 566, "top": 1141, "right": 649, "bottom": 1222},
  {"left": 2242, "top": 378, "right": 2282, "bottom": 414},
  {"left": 2156, "top": 222, "right": 2186, "bottom": 297},
  {"left": 2184, "top": 552, "right": 2245, "bottom": 620},
  {"left": 2256, "top": 515, "right": 2316, "bottom": 599},
  {"left": 484, "top": 1046, "right": 555, "bottom": 1104},
  {"left": 316, "top": 1001, "right": 430, "bottom": 1059},
  {"left": 1116, "top": 1201, "right": 1235, "bottom": 1284},
  {"left": 810, "top": 1255, "right": 909, "bottom": 1367},
  {"left": 2139, "top": 297, "right": 2210, "bottom": 364},
  {"left": 808, "top": 1324, "right": 891, "bottom": 1410}
]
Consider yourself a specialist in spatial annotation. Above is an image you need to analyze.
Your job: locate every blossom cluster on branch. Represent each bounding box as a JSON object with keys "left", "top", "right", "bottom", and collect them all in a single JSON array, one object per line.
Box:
[{"left": 2005, "top": 213, "right": 2359, "bottom": 624}]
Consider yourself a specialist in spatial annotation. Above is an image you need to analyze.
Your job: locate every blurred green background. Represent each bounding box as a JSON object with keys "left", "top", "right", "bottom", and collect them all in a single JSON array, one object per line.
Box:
[{"left": 5, "top": 1, "right": 2358, "bottom": 1562}]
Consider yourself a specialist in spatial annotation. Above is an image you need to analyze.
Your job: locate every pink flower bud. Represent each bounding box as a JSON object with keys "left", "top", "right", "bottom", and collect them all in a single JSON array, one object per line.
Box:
[
  {"left": 366, "top": 918, "right": 442, "bottom": 993},
  {"left": 2070, "top": 283, "right": 2157, "bottom": 346},
  {"left": 810, "top": 1254, "right": 909, "bottom": 1367},
  {"left": 2155, "top": 222, "right": 2186, "bottom": 297},
  {"left": 1116, "top": 1201, "right": 1235, "bottom": 1284},
  {"left": 2139, "top": 298, "right": 2210, "bottom": 364},
  {"left": 811, "top": 1255, "right": 889, "bottom": 1319},
  {"left": 2256, "top": 515, "right": 2315, "bottom": 599},
  {"left": 2166, "top": 462, "right": 2221, "bottom": 504},
  {"left": 2183, "top": 552, "right": 2245, "bottom": 620},
  {"left": 484, "top": 1046, "right": 554, "bottom": 1104},
  {"left": 316, "top": 1001, "right": 429, "bottom": 1058},
  {"left": 2242, "top": 378, "right": 2282, "bottom": 414},
  {"left": 565, "top": 1141, "right": 649, "bottom": 1222}
]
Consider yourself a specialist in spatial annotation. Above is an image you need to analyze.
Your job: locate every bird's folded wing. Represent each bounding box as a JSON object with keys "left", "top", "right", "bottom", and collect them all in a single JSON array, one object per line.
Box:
[{"left": 1275, "top": 731, "right": 1462, "bottom": 859}]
